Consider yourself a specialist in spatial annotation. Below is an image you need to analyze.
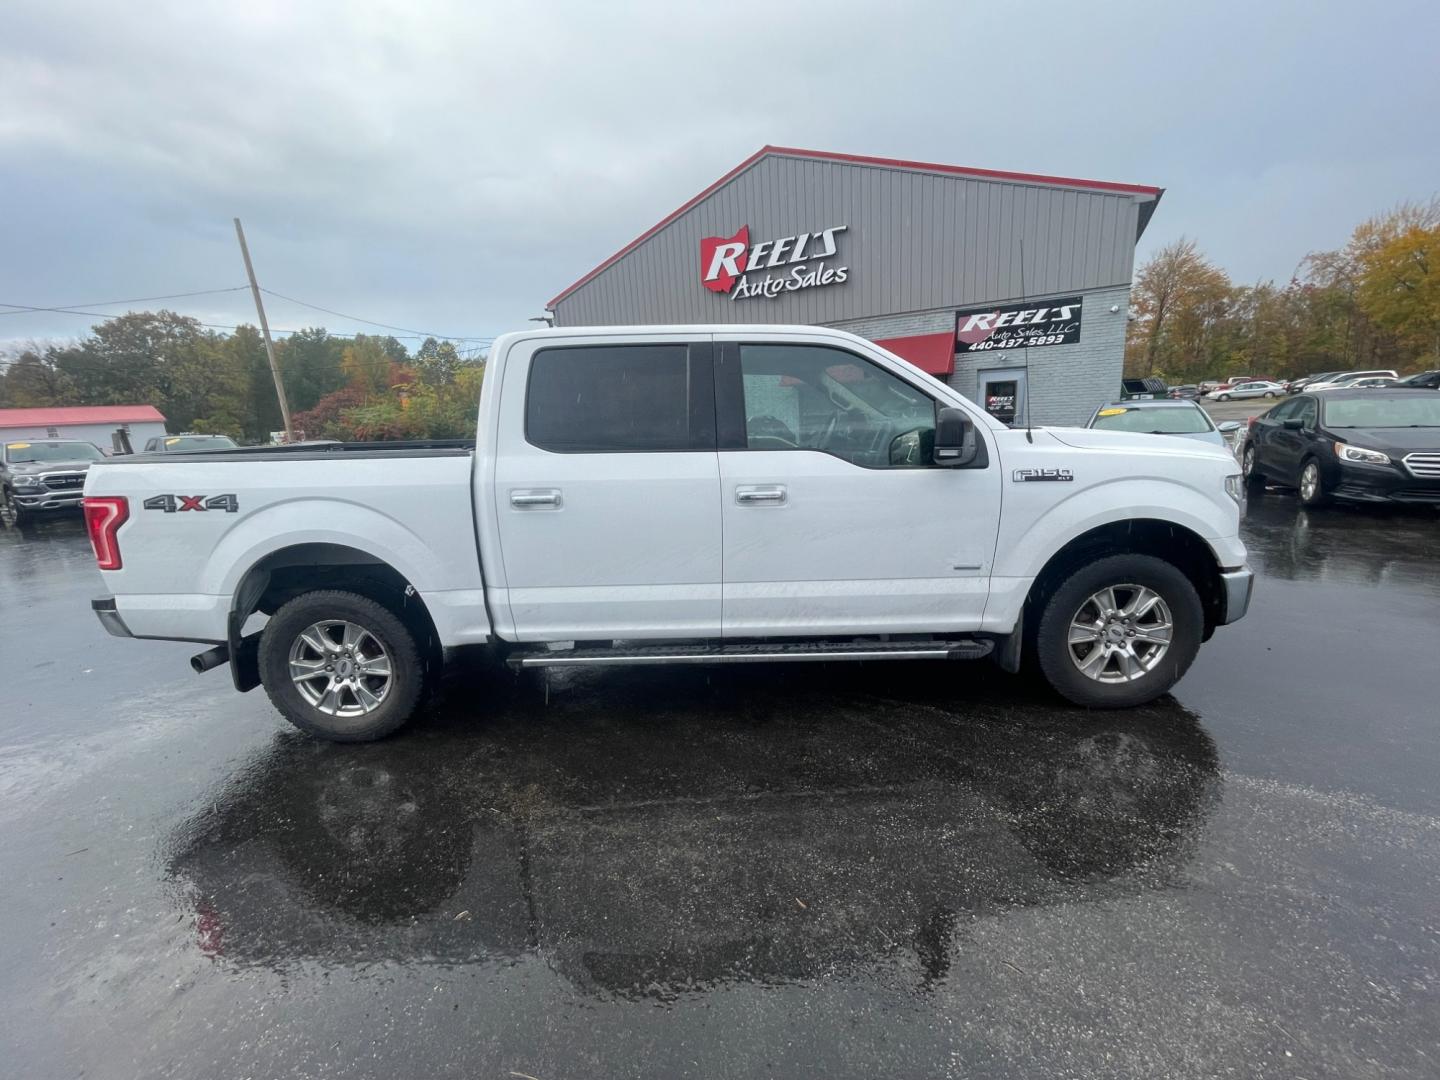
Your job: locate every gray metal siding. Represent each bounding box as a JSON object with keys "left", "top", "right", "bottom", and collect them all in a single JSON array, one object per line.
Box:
[{"left": 554, "top": 153, "right": 1148, "bottom": 327}]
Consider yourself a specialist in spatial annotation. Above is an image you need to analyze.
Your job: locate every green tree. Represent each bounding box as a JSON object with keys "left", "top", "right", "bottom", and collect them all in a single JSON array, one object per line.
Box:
[
  {"left": 0, "top": 349, "right": 73, "bottom": 406},
  {"left": 278, "top": 328, "right": 346, "bottom": 412},
  {"left": 414, "top": 337, "right": 462, "bottom": 387}
]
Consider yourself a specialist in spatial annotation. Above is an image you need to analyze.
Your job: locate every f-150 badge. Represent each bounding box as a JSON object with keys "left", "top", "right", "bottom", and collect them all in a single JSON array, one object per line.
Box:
[{"left": 1012, "top": 468, "right": 1073, "bottom": 482}]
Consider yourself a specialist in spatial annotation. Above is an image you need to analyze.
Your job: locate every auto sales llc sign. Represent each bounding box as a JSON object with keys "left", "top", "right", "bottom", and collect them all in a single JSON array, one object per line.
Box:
[
  {"left": 956, "top": 295, "right": 1083, "bottom": 352},
  {"left": 700, "top": 225, "right": 849, "bottom": 300}
]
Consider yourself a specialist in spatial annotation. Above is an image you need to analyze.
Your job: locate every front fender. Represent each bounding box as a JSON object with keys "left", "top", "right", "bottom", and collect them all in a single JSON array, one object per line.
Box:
[{"left": 995, "top": 476, "right": 1240, "bottom": 580}]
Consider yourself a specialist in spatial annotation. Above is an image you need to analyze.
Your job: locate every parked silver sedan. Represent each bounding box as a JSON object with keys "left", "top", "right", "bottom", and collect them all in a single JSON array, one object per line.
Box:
[
  {"left": 1206, "top": 380, "right": 1285, "bottom": 401},
  {"left": 1085, "top": 399, "right": 1241, "bottom": 449}
]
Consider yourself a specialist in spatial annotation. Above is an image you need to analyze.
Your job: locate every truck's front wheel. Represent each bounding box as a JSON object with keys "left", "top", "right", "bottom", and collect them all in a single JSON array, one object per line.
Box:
[
  {"left": 259, "top": 590, "right": 425, "bottom": 741},
  {"left": 1035, "top": 555, "right": 1203, "bottom": 708}
]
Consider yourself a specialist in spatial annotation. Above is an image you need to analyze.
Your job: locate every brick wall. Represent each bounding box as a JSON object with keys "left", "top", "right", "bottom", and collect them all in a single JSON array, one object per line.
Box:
[{"left": 830, "top": 283, "right": 1132, "bottom": 428}]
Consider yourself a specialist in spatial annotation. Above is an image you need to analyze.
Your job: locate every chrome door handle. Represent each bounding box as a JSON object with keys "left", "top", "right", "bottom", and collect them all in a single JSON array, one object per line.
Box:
[
  {"left": 735, "top": 485, "right": 786, "bottom": 505},
  {"left": 510, "top": 489, "right": 562, "bottom": 508}
]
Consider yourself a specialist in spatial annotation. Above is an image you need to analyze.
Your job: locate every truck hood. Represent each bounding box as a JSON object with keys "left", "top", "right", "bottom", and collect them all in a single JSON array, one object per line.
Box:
[
  {"left": 6, "top": 458, "right": 98, "bottom": 476},
  {"left": 1045, "top": 426, "right": 1235, "bottom": 462}
]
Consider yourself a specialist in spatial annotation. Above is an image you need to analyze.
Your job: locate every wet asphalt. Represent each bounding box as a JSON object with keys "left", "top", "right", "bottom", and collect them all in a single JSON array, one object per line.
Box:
[{"left": 1, "top": 496, "right": 1438, "bottom": 1079}]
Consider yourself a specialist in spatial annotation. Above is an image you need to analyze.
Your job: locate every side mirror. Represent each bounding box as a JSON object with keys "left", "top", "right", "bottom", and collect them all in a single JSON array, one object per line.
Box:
[
  {"left": 1282, "top": 418, "right": 1304, "bottom": 430},
  {"left": 933, "top": 407, "right": 980, "bottom": 467},
  {"left": 1216, "top": 420, "right": 1242, "bottom": 433}
]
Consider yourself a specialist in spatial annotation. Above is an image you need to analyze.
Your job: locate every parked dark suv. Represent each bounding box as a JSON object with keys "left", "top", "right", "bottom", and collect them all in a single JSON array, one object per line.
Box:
[
  {"left": 1, "top": 439, "right": 108, "bottom": 526},
  {"left": 1241, "top": 389, "right": 1440, "bottom": 506}
]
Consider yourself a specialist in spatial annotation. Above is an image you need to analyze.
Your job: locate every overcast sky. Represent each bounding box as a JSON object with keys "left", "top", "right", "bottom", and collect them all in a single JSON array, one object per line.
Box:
[{"left": 3, "top": 0, "right": 1437, "bottom": 350}]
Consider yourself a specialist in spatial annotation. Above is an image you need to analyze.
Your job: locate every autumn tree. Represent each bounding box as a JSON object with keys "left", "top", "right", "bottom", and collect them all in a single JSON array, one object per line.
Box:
[
  {"left": 1127, "top": 238, "right": 1233, "bottom": 380},
  {"left": 1354, "top": 200, "right": 1440, "bottom": 361},
  {"left": 340, "top": 334, "right": 399, "bottom": 396}
]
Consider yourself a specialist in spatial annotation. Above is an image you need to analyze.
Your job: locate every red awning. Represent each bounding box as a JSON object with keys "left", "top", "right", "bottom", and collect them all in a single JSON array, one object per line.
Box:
[{"left": 872, "top": 331, "right": 956, "bottom": 375}]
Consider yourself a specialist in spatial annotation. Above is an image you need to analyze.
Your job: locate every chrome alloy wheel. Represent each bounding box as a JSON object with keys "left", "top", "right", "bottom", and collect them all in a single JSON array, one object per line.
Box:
[
  {"left": 1067, "top": 584, "right": 1174, "bottom": 684},
  {"left": 1242, "top": 445, "right": 1256, "bottom": 476},
  {"left": 1300, "top": 462, "right": 1320, "bottom": 502},
  {"left": 288, "top": 620, "right": 392, "bottom": 717}
]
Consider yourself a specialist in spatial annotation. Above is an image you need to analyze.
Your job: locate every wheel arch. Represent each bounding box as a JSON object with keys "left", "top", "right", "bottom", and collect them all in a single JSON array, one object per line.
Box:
[
  {"left": 1022, "top": 519, "right": 1226, "bottom": 648},
  {"left": 228, "top": 542, "right": 441, "bottom": 692}
]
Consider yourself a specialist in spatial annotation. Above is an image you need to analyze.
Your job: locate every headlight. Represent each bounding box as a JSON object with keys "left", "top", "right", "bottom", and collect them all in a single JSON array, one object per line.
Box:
[
  {"left": 1224, "top": 474, "right": 1243, "bottom": 504},
  {"left": 12, "top": 476, "right": 42, "bottom": 489},
  {"left": 1334, "top": 442, "right": 1390, "bottom": 465}
]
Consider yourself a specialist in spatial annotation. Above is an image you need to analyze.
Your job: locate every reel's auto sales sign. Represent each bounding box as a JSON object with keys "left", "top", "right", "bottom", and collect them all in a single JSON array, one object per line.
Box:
[
  {"left": 956, "top": 296, "right": 1083, "bottom": 353},
  {"left": 700, "top": 225, "right": 849, "bottom": 300}
]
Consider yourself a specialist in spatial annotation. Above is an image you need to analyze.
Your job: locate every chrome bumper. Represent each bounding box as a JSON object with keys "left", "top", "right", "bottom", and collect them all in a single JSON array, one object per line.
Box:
[
  {"left": 92, "top": 596, "right": 133, "bottom": 638},
  {"left": 1217, "top": 566, "right": 1254, "bottom": 625},
  {"left": 15, "top": 490, "right": 84, "bottom": 510}
]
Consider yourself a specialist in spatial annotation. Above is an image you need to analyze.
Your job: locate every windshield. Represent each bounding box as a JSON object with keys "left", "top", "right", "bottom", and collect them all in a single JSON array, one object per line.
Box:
[
  {"left": 4, "top": 441, "right": 105, "bottom": 463},
  {"left": 1090, "top": 405, "right": 1214, "bottom": 434},
  {"left": 160, "top": 435, "right": 238, "bottom": 451},
  {"left": 1323, "top": 396, "right": 1440, "bottom": 428}
]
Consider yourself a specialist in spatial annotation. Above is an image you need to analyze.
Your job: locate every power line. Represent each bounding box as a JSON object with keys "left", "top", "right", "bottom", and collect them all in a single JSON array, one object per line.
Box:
[
  {"left": 259, "top": 287, "right": 490, "bottom": 341},
  {"left": 0, "top": 286, "right": 250, "bottom": 315},
  {"left": 0, "top": 300, "right": 494, "bottom": 347}
]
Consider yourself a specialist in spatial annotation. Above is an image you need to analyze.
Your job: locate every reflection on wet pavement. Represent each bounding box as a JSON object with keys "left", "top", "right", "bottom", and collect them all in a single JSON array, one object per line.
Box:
[
  {"left": 166, "top": 666, "right": 1220, "bottom": 994},
  {"left": 1241, "top": 495, "right": 1440, "bottom": 591}
]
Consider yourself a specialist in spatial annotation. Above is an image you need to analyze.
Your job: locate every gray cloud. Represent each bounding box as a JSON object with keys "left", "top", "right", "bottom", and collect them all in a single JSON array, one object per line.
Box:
[{"left": 3, "top": 0, "right": 1437, "bottom": 346}]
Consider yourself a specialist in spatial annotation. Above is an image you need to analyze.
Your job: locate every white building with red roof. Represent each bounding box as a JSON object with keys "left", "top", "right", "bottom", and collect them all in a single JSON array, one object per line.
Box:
[{"left": 0, "top": 405, "right": 167, "bottom": 449}]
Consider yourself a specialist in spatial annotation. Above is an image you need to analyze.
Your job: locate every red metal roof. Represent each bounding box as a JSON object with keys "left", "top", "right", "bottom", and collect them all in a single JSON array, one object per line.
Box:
[
  {"left": 548, "top": 146, "right": 1163, "bottom": 307},
  {"left": 0, "top": 405, "right": 166, "bottom": 427}
]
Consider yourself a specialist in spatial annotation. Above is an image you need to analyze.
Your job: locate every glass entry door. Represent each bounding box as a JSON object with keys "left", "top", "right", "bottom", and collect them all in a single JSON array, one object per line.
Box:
[{"left": 979, "top": 369, "right": 1027, "bottom": 427}]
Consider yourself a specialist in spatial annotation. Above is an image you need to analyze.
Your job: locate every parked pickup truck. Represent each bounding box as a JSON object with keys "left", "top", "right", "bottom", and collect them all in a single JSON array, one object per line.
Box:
[
  {"left": 3, "top": 438, "right": 109, "bottom": 526},
  {"left": 84, "top": 325, "right": 1254, "bottom": 741}
]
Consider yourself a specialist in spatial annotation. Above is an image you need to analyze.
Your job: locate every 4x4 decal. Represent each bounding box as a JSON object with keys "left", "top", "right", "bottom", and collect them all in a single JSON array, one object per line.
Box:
[{"left": 143, "top": 494, "right": 239, "bottom": 513}]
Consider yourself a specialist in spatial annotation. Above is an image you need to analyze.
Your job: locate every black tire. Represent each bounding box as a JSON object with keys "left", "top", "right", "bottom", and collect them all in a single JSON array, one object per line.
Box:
[
  {"left": 1263, "top": 391, "right": 1276, "bottom": 398},
  {"left": 1241, "top": 443, "right": 1266, "bottom": 493},
  {"left": 1297, "top": 457, "right": 1330, "bottom": 507},
  {"left": 1035, "top": 554, "right": 1204, "bottom": 709},
  {"left": 1217, "top": 393, "right": 1231, "bottom": 401},
  {"left": 259, "top": 590, "right": 425, "bottom": 742},
  {"left": 0, "top": 489, "right": 26, "bottom": 529}
]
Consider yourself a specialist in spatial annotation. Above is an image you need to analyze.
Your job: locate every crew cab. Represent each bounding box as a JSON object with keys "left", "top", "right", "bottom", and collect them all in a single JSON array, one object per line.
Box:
[
  {"left": 84, "top": 326, "right": 1254, "bottom": 741},
  {"left": 2, "top": 438, "right": 108, "bottom": 526}
]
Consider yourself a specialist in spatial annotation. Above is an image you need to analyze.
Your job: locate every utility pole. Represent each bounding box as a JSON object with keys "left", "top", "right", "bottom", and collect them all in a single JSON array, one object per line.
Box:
[{"left": 233, "top": 217, "right": 294, "bottom": 442}]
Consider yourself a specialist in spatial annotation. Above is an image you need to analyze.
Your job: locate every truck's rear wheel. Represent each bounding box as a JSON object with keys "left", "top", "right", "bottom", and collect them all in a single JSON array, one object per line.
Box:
[
  {"left": 259, "top": 590, "right": 424, "bottom": 741},
  {"left": 1035, "top": 554, "right": 1203, "bottom": 708}
]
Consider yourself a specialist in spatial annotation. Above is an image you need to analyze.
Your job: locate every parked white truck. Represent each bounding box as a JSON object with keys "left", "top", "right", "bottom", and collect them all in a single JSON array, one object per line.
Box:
[{"left": 84, "top": 326, "right": 1252, "bottom": 741}]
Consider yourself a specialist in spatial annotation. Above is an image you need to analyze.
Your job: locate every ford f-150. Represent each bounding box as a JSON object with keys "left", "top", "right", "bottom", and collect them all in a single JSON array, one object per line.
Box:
[{"left": 83, "top": 325, "right": 1253, "bottom": 741}]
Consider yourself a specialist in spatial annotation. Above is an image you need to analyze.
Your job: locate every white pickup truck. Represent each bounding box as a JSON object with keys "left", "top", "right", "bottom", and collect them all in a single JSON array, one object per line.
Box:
[{"left": 84, "top": 325, "right": 1252, "bottom": 741}]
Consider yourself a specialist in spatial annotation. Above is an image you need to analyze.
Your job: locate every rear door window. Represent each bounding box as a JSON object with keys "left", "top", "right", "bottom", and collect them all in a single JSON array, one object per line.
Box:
[{"left": 526, "top": 344, "right": 714, "bottom": 453}]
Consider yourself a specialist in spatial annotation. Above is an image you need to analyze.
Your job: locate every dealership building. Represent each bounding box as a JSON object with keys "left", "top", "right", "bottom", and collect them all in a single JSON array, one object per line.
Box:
[{"left": 548, "top": 146, "right": 1162, "bottom": 427}]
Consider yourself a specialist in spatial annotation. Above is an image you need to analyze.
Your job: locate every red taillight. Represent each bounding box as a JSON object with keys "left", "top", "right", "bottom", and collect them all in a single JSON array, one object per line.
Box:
[
  {"left": 83, "top": 496, "right": 129, "bottom": 570},
  {"left": 1247, "top": 416, "right": 1258, "bottom": 430}
]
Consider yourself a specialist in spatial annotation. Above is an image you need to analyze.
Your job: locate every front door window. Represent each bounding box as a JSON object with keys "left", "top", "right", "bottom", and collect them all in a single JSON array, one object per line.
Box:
[{"left": 737, "top": 344, "right": 936, "bottom": 469}]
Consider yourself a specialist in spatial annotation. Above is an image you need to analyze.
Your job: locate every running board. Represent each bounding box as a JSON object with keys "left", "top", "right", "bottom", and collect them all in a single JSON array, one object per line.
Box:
[{"left": 507, "top": 638, "right": 993, "bottom": 669}]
